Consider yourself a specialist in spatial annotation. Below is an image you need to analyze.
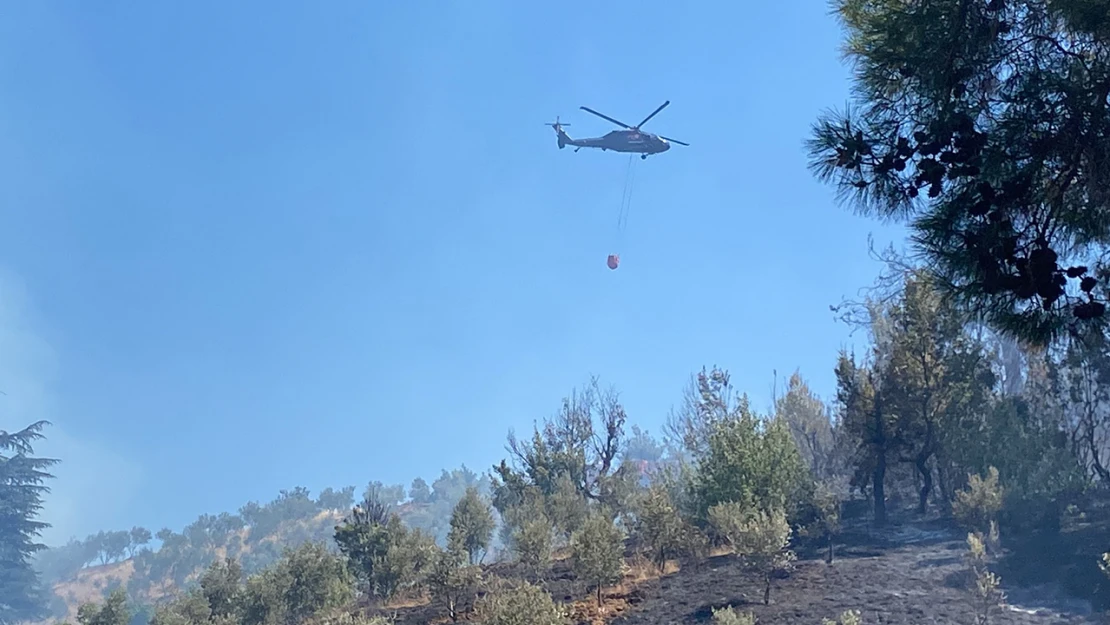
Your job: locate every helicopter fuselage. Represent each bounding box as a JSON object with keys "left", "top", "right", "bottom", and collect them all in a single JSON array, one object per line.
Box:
[
  {"left": 583, "top": 130, "right": 670, "bottom": 154},
  {"left": 556, "top": 128, "right": 670, "bottom": 156}
]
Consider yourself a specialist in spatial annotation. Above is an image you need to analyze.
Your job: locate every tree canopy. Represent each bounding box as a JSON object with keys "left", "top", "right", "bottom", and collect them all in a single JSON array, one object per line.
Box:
[
  {"left": 809, "top": 0, "right": 1110, "bottom": 343},
  {"left": 0, "top": 421, "right": 58, "bottom": 625}
]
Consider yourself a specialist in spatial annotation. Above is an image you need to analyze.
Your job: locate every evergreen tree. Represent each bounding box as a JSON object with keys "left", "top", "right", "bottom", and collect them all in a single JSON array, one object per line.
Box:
[
  {"left": 77, "top": 589, "right": 130, "bottom": 625},
  {"left": 570, "top": 512, "right": 624, "bottom": 607},
  {"left": 426, "top": 546, "right": 481, "bottom": 622},
  {"left": 690, "top": 393, "right": 809, "bottom": 522},
  {"left": 511, "top": 513, "right": 554, "bottom": 581},
  {"left": 0, "top": 420, "right": 59, "bottom": 625},
  {"left": 492, "top": 378, "right": 628, "bottom": 511},
  {"left": 333, "top": 491, "right": 394, "bottom": 599},
  {"left": 408, "top": 477, "right": 432, "bottom": 504},
  {"left": 198, "top": 558, "right": 243, "bottom": 621},
  {"left": 633, "top": 484, "right": 685, "bottom": 573},
  {"left": 808, "top": 0, "right": 1110, "bottom": 343},
  {"left": 474, "top": 580, "right": 567, "bottom": 625},
  {"left": 446, "top": 486, "right": 494, "bottom": 565},
  {"left": 708, "top": 503, "right": 795, "bottom": 605},
  {"left": 835, "top": 352, "right": 894, "bottom": 525},
  {"left": 883, "top": 273, "right": 996, "bottom": 512},
  {"left": 775, "top": 371, "right": 837, "bottom": 479},
  {"left": 128, "top": 527, "right": 152, "bottom": 558}
]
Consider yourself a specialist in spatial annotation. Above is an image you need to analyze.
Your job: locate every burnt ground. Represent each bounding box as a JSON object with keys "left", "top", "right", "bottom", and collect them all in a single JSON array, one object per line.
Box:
[
  {"left": 996, "top": 498, "right": 1110, "bottom": 615},
  {"left": 610, "top": 518, "right": 1101, "bottom": 625},
  {"left": 370, "top": 513, "right": 1106, "bottom": 625}
]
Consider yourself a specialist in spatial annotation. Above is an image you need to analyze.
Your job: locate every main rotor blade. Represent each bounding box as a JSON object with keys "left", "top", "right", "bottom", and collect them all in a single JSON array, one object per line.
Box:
[
  {"left": 637, "top": 100, "right": 670, "bottom": 129},
  {"left": 660, "top": 135, "right": 688, "bottom": 146},
  {"left": 580, "top": 106, "right": 631, "bottom": 129}
]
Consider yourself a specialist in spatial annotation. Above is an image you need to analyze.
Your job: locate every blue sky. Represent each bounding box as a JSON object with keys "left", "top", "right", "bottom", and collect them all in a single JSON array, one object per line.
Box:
[{"left": 0, "top": 1, "right": 902, "bottom": 545}]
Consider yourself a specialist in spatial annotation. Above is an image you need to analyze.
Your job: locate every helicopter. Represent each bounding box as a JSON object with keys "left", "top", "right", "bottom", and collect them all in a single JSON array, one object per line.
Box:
[{"left": 547, "top": 100, "right": 689, "bottom": 159}]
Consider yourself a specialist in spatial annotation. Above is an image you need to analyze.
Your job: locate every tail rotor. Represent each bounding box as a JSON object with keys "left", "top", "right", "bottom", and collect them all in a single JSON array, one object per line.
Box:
[
  {"left": 544, "top": 116, "right": 571, "bottom": 131},
  {"left": 546, "top": 116, "right": 571, "bottom": 148}
]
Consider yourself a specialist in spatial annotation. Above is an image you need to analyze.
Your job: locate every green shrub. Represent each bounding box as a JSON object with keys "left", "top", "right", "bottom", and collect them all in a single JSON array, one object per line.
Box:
[
  {"left": 570, "top": 513, "right": 625, "bottom": 607},
  {"left": 708, "top": 503, "right": 794, "bottom": 605},
  {"left": 473, "top": 581, "right": 567, "bottom": 625},
  {"left": 953, "top": 467, "right": 1003, "bottom": 534},
  {"left": 821, "top": 609, "right": 861, "bottom": 625},
  {"left": 512, "top": 514, "right": 554, "bottom": 580},
  {"left": 634, "top": 484, "right": 686, "bottom": 572},
  {"left": 711, "top": 606, "right": 755, "bottom": 625}
]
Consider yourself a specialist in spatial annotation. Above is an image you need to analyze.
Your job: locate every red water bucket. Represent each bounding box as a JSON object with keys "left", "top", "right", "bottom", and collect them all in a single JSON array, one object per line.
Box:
[{"left": 607, "top": 254, "right": 620, "bottom": 270}]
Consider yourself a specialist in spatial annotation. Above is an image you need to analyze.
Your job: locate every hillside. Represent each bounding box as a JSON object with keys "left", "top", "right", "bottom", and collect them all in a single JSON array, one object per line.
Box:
[
  {"left": 41, "top": 497, "right": 1109, "bottom": 625},
  {"left": 49, "top": 561, "right": 138, "bottom": 624},
  {"left": 43, "top": 510, "right": 345, "bottom": 625},
  {"left": 21, "top": 347, "right": 1110, "bottom": 625},
  {"left": 34, "top": 473, "right": 490, "bottom": 625},
  {"left": 350, "top": 511, "right": 1101, "bottom": 625},
  {"left": 28, "top": 361, "right": 1110, "bottom": 625}
]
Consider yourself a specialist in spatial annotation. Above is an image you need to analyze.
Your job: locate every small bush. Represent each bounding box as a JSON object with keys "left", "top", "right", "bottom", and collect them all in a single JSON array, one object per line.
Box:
[
  {"left": 707, "top": 500, "right": 751, "bottom": 547},
  {"left": 1001, "top": 448, "right": 1088, "bottom": 535},
  {"left": 821, "top": 609, "right": 862, "bottom": 625},
  {"left": 634, "top": 484, "right": 686, "bottom": 572},
  {"left": 711, "top": 606, "right": 755, "bottom": 625},
  {"left": 426, "top": 547, "right": 481, "bottom": 622},
  {"left": 799, "top": 482, "right": 841, "bottom": 564},
  {"left": 966, "top": 532, "right": 1005, "bottom": 625},
  {"left": 678, "top": 523, "right": 711, "bottom": 572},
  {"left": 570, "top": 512, "right": 625, "bottom": 607},
  {"left": 474, "top": 580, "right": 568, "bottom": 625},
  {"left": 311, "top": 612, "right": 395, "bottom": 625},
  {"left": 953, "top": 467, "right": 1003, "bottom": 534},
  {"left": 709, "top": 503, "right": 795, "bottom": 605},
  {"left": 512, "top": 514, "right": 554, "bottom": 580}
]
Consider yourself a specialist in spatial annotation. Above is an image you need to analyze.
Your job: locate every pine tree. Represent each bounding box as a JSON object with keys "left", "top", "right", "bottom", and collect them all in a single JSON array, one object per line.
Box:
[
  {"left": 0, "top": 420, "right": 59, "bottom": 625},
  {"left": 808, "top": 0, "right": 1110, "bottom": 343}
]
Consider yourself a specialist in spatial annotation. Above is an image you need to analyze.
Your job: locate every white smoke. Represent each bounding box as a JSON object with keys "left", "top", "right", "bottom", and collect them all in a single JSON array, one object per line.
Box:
[{"left": 0, "top": 268, "right": 142, "bottom": 546}]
